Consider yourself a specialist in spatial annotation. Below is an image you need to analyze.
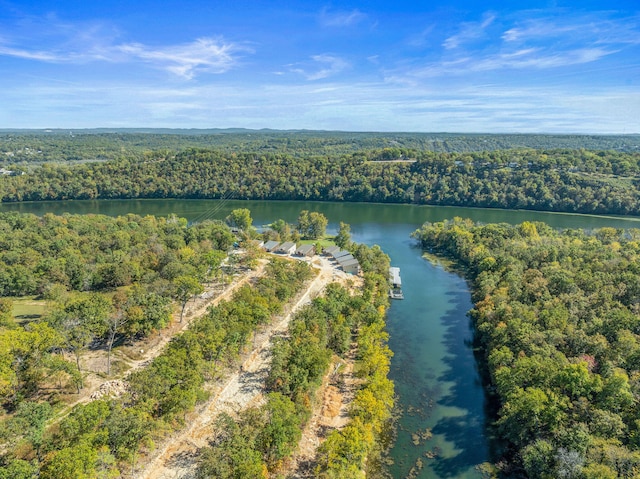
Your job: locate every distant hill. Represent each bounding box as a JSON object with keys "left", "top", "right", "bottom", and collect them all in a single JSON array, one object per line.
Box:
[{"left": 1, "top": 130, "right": 639, "bottom": 165}]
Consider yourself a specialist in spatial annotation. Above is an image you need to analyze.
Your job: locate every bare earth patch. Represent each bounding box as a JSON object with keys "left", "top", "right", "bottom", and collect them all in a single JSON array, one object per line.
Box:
[
  {"left": 49, "top": 261, "right": 268, "bottom": 424},
  {"left": 284, "top": 345, "right": 361, "bottom": 479}
]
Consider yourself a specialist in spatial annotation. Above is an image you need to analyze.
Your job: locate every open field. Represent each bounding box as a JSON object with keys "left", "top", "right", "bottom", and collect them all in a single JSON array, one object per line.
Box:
[{"left": 12, "top": 297, "right": 48, "bottom": 323}]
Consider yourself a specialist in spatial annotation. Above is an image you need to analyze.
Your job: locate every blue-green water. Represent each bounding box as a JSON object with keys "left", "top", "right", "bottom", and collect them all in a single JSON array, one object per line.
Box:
[{"left": 4, "top": 199, "right": 639, "bottom": 478}]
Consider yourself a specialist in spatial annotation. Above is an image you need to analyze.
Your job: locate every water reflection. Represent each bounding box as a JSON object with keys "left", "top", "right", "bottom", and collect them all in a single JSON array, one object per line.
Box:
[{"left": 431, "top": 290, "right": 487, "bottom": 478}]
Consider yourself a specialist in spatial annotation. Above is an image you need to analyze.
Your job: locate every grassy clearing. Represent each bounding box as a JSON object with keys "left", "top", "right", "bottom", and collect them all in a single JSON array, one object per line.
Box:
[
  {"left": 12, "top": 296, "right": 48, "bottom": 323},
  {"left": 299, "top": 237, "right": 337, "bottom": 248}
]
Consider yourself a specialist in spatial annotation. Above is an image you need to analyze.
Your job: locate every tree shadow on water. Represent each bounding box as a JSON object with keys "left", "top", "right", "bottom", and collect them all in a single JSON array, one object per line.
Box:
[{"left": 430, "top": 287, "right": 491, "bottom": 478}]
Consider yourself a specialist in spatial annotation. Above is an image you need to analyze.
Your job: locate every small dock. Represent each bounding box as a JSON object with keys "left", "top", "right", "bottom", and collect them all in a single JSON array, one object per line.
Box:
[{"left": 389, "top": 266, "right": 404, "bottom": 300}]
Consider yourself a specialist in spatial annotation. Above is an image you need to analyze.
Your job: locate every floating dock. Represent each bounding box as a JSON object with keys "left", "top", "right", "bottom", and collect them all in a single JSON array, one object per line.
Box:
[{"left": 389, "top": 266, "right": 404, "bottom": 300}]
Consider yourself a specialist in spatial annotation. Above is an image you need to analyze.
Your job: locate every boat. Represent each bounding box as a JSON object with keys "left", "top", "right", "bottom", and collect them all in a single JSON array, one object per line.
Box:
[{"left": 389, "top": 266, "right": 404, "bottom": 300}]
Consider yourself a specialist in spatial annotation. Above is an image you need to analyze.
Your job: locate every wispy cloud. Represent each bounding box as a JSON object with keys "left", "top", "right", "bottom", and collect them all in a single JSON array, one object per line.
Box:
[
  {"left": 0, "top": 15, "right": 248, "bottom": 79},
  {"left": 0, "top": 45, "right": 62, "bottom": 62},
  {"left": 4, "top": 79, "right": 638, "bottom": 133},
  {"left": 502, "top": 12, "right": 640, "bottom": 46},
  {"left": 403, "top": 46, "right": 617, "bottom": 78},
  {"left": 319, "top": 8, "right": 367, "bottom": 27},
  {"left": 117, "top": 38, "right": 246, "bottom": 79},
  {"left": 443, "top": 12, "right": 496, "bottom": 49},
  {"left": 407, "top": 26, "right": 436, "bottom": 48},
  {"left": 291, "top": 54, "right": 349, "bottom": 80},
  {"left": 395, "top": 10, "right": 639, "bottom": 80}
]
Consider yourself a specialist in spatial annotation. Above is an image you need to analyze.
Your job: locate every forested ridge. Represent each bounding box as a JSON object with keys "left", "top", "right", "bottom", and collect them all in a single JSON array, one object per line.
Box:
[
  {"left": 1, "top": 131, "right": 638, "bottom": 164},
  {"left": 2, "top": 147, "right": 640, "bottom": 216},
  {"left": 413, "top": 220, "right": 640, "bottom": 478}
]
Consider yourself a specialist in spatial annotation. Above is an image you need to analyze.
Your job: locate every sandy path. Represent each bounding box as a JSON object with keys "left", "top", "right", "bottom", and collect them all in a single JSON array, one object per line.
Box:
[
  {"left": 123, "top": 261, "right": 267, "bottom": 375},
  {"left": 285, "top": 346, "right": 360, "bottom": 478},
  {"left": 137, "top": 257, "right": 339, "bottom": 479},
  {"left": 51, "top": 262, "right": 267, "bottom": 423}
]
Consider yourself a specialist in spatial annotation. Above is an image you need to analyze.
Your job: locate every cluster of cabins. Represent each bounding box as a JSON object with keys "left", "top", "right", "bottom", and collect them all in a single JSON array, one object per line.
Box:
[
  {"left": 260, "top": 240, "right": 360, "bottom": 275},
  {"left": 322, "top": 245, "right": 360, "bottom": 274}
]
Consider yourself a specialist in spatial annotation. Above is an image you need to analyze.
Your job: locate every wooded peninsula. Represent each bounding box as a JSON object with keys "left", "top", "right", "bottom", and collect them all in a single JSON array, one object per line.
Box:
[{"left": 0, "top": 207, "right": 394, "bottom": 478}]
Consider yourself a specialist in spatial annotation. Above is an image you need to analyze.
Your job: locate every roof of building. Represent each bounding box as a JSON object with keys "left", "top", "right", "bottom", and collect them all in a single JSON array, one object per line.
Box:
[
  {"left": 336, "top": 254, "right": 356, "bottom": 265},
  {"left": 263, "top": 240, "right": 280, "bottom": 250},
  {"left": 277, "top": 241, "right": 297, "bottom": 251},
  {"left": 341, "top": 258, "right": 360, "bottom": 270},
  {"left": 324, "top": 245, "right": 340, "bottom": 254},
  {"left": 333, "top": 250, "right": 352, "bottom": 259},
  {"left": 389, "top": 267, "right": 402, "bottom": 286},
  {"left": 296, "top": 244, "right": 315, "bottom": 254}
]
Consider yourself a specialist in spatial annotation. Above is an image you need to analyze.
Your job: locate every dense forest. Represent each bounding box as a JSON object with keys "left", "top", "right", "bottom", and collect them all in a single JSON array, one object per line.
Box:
[
  {"left": 413, "top": 220, "right": 640, "bottom": 478},
  {"left": 0, "top": 258, "right": 313, "bottom": 478},
  {"left": 0, "top": 211, "right": 235, "bottom": 299},
  {"left": 2, "top": 148, "right": 640, "bottom": 216},
  {"left": 0, "top": 210, "right": 238, "bottom": 410},
  {"left": 1, "top": 130, "right": 638, "bottom": 165},
  {"left": 0, "top": 209, "right": 395, "bottom": 478}
]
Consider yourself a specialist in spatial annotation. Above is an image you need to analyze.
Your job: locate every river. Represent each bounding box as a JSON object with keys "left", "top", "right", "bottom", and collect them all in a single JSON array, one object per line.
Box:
[{"left": 3, "top": 199, "right": 639, "bottom": 478}]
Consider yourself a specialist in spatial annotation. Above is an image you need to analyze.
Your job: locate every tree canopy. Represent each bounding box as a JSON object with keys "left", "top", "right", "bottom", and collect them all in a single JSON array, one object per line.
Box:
[
  {"left": 3, "top": 147, "right": 640, "bottom": 216},
  {"left": 414, "top": 219, "right": 640, "bottom": 477}
]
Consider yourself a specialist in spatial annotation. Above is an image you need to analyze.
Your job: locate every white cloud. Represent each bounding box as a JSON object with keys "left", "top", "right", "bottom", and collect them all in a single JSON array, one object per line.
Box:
[
  {"left": 443, "top": 12, "right": 496, "bottom": 49},
  {"left": 291, "top": 54, "right": 349, "bottom": 80},
  {"left": 474, "top": 47, "right": 615, "bottom": 71},
  {"left": 319, "top": 8, "right": 367, "bottom": 27},
  {"left": 0, "top": 13, "right": 248, "bottom": 79},
  {"left": 396, "top": 9, "right": 639, "bottom": 80},
  {"left": 117, "top": 38, "right": 246, "bottom": 79},
  {"left": 0, "top": 35, "right": 247, "bottom": 78},
  {"left": 391, "top": 46, "right": 618, "bottom": 80},
  {"left": 0, "top": 45, "right": 62, "bottom": 62},
  {"left": 502, "top": 13, "right": 640, "bottom": 46}
]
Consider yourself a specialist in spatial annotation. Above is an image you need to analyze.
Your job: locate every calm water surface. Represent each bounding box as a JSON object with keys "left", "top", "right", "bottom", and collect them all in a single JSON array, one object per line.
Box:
[{"left": 4, "top": 199, "right": 639, "bottom": 478}]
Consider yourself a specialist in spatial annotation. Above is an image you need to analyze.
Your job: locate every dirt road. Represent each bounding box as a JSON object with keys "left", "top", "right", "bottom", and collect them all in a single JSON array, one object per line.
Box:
[
  {"left": 53, "top": 262, "right": 268, "bottom": 422},
  {"left": 137, "top": 256, "right": 343, "bottom": 479}
]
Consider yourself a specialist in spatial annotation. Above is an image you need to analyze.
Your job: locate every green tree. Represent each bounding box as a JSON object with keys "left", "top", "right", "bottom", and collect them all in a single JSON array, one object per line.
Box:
[
  {"left": 257, "top": 393, "right": 302, "bottom": 468},
  {"left": 225, "top": 208, "right": 253, "bottom": 231},
  {"left": 296, "top": 210, "right": 328, "bottom": 239},
  {"left": 196, "top": 413, "right": 268, "bottom": 479},
  {"left": 334, "top": 222, "right": 352, "bottom": 249},
  {"left": 0, "top": 459, "right": 38, "bottom": 479},
  {"left": 105, "top": 405, "right": 150, "bottom": 472},
  {"left": 40, "top": 443, "right": 97, "bottom": 479},
  {"left": 522, "top": 439, "right": 555, "bottom": 479},
  {"left": 173, "top": 275, "right": 204, "bottom": 323},
  {"left": 0, "top": 298, "right": 14, "bottom": 328},
  {"left": 1, "top": 401, "right": 52, "bottom": 460},
  {"left": 105, "top": 293, "right": 129, "bottom": 376},
  {"left": 269, "top": 219, "right": 291, "bottom": 242},
  {"left": 296, "top": 210, "right": 311, "bottom": 238},
  {"left": 123, "top": 286, "right": 172, "bottom": 337},
  {"left": 308, "top": 212, "right": 328, "bottom": 239},
  {"left": 49, "top": 294, "right": 112, "bottom": 389},
  {"left": 202, "top": 250, "right": 227, "bottom": 284}
]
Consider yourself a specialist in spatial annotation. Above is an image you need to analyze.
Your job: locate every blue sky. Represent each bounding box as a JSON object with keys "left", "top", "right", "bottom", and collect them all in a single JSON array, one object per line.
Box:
[{"left": 0, "top": 0, "right": 638, "bottom": 133}]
